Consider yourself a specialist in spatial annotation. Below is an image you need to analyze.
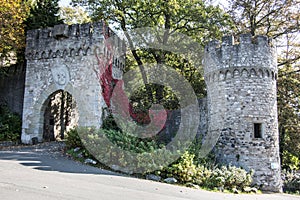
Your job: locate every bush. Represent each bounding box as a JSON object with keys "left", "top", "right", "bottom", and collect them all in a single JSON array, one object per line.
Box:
[
  {"left": 0, "top": 105, "right": 22, "bottom": 142},
  {"left": 75, "top": 126, "right": 177, "bottom": 174},
  {"left": 102, "top": 128, "right": 160, "bottom": 153},
  {"left": 282, "top": 151, "right": 300, "bottom": 171},
  {"left": 282, "top": 170, "right": 300, "bottom": 194},
  {"left": 65, "top": 127, "right": 83, "bottom": 149},
  {"left": 101, "top": 112, "right": 121, "bottom": 131},
  {"left": 164, "top": 151, "right": 197, "bottom": 183},
  {"left": 201, "top": 165, "right": 253, "bottom": 191},
  {"left": 65, "top": 125, "right": 254, "bottom": 192},
  {"left": 161, "top": 151, "right": 253, "bottom": 191}
]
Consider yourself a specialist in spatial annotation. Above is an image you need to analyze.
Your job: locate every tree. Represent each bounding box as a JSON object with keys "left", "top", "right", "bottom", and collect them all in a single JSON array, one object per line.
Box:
[
  {"left": 278, "top": 63, "right": 300, "bottom": 170},
  {"left": 227, "top": 0, "right": 300, "bottom": 66},
  {"left": 277, "top": 34, "right": 300, "bottom": 170},
  {"left": 0, "top": 0, "right": 29, "bottom": 66},
  {"left": 227, "top": 0, "right": 299, "bottom": 37},
  {"left": 59, "top": 6, "right": 91, "bottom": 25},
  {"left": 72, "top": 0, "right": 234, "bottom": 111},
  {"left": 226, "top": 0, "right": 300, "bottom": 169},
  {"left": 26, "top": 0, "right": 63, "bottom": 30}
]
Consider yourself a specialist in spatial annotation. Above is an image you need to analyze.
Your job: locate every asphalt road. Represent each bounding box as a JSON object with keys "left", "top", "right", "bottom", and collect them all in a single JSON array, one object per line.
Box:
[{"left": 0, "top": 142, "right": 299, "bottom": 200}]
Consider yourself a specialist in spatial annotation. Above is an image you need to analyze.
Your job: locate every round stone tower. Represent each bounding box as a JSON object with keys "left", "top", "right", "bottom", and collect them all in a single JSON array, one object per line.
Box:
[{"left": 203, "top": 34, "right": 282, "bottom": 192}]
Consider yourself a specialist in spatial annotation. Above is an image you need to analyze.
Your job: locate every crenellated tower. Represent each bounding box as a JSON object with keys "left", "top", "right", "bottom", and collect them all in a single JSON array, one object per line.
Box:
[
  {"left": 22, "top": 22, "right": 125, "bottom": 144},
  {"left": 203, "top": 34, "right": 282, "bottom": 192}
]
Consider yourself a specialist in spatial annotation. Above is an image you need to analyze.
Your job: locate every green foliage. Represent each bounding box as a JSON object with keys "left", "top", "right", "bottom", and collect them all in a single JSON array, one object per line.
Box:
[
  {"left": 65, "top": 127, "right": 83, "bottom": 149},
  {"left": 73, "top": 0, "right": 234, "bottom": 41},
  {"left": 201, "top": 165, "right": 253, "bottom": 191},
  {"left": 165, "top": 151, "right": 197, "bottom": 183},
  {"left": 278, "top": 65, "right": 300, "bottom": 170},
  {"left": 102, "top": 115, "right": 157, "bottom": 152},
  {"left": 0, "top": 105, "right": 22, "bottom": 142},
  {"left": 102, "top": 129, "right": 160, "bottom": 154},
  {"left": 227, "top": 0, "right": 300, "bottom": 37},
  {"left": 282, "top": 170, "right": 300, "bottom": 194},
  {"left": 101, "top": 112, "right": 121, "bottom": 131},
  {"left": 282, "top": 150, "right": 300, "bottom": 171},
  {"left": 78, "top": 126, "right": 176, "bottom": 173},
  {"left": 65, "top": 125, "right": 254, "bottom": 192},
  {"left": 66, "top": 113, "right": 252, "bottom": 191},
  {"left": 26, "top": 0, "right": 63, "bottom": 30},
  {"left": 161, "top": 151, "right": 253, "bottom": 191},
  {"left": 187, "top": 137, "right": 216, "bottom": 166},
  {"left": 72, "top": 0, "right": 234, "bottom": 108},
  {"left": 0, "top": 0, "right": 29, "bottom": 65},
  {"left": 59, "top": 6, "right": 91, "bottom": 25}
]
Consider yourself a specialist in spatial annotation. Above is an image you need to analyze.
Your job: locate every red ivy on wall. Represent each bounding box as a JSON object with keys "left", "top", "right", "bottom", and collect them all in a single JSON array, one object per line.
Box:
[
  {"left": 94, "top": 22, "right": 116, "bottom": 108},
  {"left": 94, "top": 22, "right": 167, "bottom": 129}
]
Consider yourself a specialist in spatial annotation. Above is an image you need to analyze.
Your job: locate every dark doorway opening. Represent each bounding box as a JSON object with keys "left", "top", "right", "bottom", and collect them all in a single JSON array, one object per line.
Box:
[{"left": 43, "top": 90, "right": 78, "bottom": 141}]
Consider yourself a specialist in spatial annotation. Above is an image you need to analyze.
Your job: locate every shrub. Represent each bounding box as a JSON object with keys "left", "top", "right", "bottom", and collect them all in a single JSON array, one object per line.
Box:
[
  {"left": 65, "top": 127, "right": 83, "bottom": 149},
  {"left": 282, "top": 150, "right": 300, "bottom": 171},
  {"left": 164, "top": 151, "right": 197, "bottom": 183},
  {"left": 200, "top": 165, "right": 253, "bottom": 191},
  {"left": 161, "top": 151, "right": 253, "bottom": 191},
  {"left": 75, "top": 126, "right": 176, "bottom": 174},
  {"left": 0, "top": 105, "right": 22, "bottom": 142},
  {"left": 282, "top": 170, "right": 300, "bottom": 194},
  {"left": 101, "top": 112, "right": 120, "bottom": 131},
  {"left": 102, "top": 128, "right": 160, "bottom": 153},
  {"left": 65, "top": 125, "right": 254, "bottom": 192}
]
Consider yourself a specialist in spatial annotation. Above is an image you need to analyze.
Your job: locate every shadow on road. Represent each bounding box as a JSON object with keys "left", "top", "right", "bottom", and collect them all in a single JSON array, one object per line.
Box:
[{"left": 0, "top": 142, "right": 121, "bottom": 176}]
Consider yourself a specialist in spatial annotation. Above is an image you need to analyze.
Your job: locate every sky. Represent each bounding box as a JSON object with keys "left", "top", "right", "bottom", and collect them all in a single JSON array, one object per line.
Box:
[{"left": 59, "top": 0, "right": 71, "bottom": 7}]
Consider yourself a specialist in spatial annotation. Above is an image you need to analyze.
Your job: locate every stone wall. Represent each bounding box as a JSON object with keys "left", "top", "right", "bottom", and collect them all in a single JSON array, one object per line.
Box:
[
  {"left": 22, "top": 22, "right": 125, "bottom": 144},
  {"left": 21, "top": 22, "right": 282, "bottom": 192},
  {"left": 0, "top": 65, "right": 25, "bottom": 115},
  {"left": 203, "top": 34, "right": 282, "bottom": 192},
  {"left": 158, "top": 98, "right": 208, "bottom": 143}
]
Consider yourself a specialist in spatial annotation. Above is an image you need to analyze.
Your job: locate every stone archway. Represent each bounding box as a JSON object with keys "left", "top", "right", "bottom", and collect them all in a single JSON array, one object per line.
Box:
[
  {"left": 21, "top": 22, "right": 125, "bottom": 144},
  {"left": 42, "top": 90, "right": 78, "bottom": 141},
  {"left": 21, "top": 81, "right": 99, "bottom": 143}
]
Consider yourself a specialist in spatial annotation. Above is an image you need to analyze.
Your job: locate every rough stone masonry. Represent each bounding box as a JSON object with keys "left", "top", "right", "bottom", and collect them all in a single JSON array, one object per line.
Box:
[
  {"left": 203, "top": 34, "right": 282, "bottom": 192},
  {"left": 22, "top": 22, "right": 125, "bottom": 143},
  {"left": 22, "top": 22, "right": 282, "bottom": 192}
]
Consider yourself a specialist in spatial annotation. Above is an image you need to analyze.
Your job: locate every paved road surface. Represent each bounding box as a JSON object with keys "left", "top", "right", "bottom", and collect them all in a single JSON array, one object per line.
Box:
[{"left": 0, "top": 142, "right": 299, "bottom": 200}]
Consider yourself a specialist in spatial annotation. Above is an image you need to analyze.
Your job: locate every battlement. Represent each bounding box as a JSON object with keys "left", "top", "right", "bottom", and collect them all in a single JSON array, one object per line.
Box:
[
  {"left": 206, "top": 34, "right": 271, "bottom": 49},
  {"left": 204, "top": 34, "right": 277, "bottom": 77},
  {"left": 25, "top": 21, "right": 126, "bottom": 61}
]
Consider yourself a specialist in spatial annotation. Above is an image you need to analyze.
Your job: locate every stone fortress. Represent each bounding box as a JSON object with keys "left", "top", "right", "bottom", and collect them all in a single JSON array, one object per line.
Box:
[
  {"left": 203, "top": 35, "right": 281, "bottom": 192},
  {"left": 22, "top": 22, "right": 125, "bottom": 143},
  {"left": 21, "top": 22, "right": 281, "bottom": 192}
]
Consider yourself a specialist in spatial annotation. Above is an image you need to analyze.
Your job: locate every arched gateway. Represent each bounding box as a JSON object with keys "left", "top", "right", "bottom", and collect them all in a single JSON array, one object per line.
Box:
[
  {"left": 22, "top": 22, "right": 125, "bottom": 144},
  {"left": 21, "top": 22, "right": 282, "bottom": 192}
]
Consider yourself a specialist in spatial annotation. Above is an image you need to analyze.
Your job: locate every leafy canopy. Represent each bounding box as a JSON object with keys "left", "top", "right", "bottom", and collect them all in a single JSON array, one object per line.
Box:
[
  {"left": 0, "top": 0, "right": 29, "bottom": 65},
  {"left": 26, "top": 0, "right": 63, "bottom": 30},
  {"left": 72, "top": 0, "right": 234, "bottom": 105},
  {"left": 59, "top": 6, "right": 91, "bottom": 25}
]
